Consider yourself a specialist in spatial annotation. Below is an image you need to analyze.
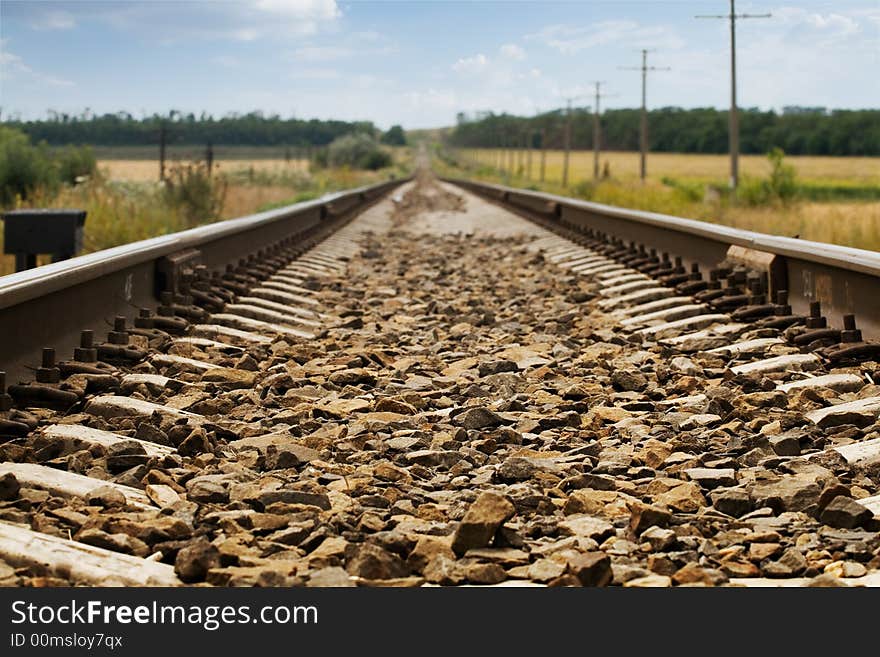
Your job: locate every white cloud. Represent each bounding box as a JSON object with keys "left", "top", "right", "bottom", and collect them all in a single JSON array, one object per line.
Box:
[
  {"left": 30, "top": 10, "right": 76, "bottom": 31},
  {"left": 528, "top": 20, "right": 684, "bottom": 53},
  {"left": 452, "top": 53, "right": 489, "bottom": 74},
  {"left": 231, "top": 28, "right": 260, "bottom": 42},
  {"left": 0, "top": 49, "right": 74, "bottom": 87},
  {"left": 254, "top": 0, "right": 341, "bottom": 20},
  {"left": 91, "top": 0, "right": 342, "bottom": 43},
  {"left": 500, "top": 43, "right": 526, "bottom": 60}
]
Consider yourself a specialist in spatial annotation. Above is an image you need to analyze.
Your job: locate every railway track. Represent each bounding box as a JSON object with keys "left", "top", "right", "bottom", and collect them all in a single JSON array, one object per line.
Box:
[{"left": 1, "top": 171, "right": 879, "bottom": 587}]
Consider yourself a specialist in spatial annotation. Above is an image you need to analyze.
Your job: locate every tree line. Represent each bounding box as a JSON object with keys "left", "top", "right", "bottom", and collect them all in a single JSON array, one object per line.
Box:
[
  {"left": 2, "top": 111, "right": 406, "bottom": 148},
  {"left": 449, "top": 107, "right": 880, "bottom": 156}
]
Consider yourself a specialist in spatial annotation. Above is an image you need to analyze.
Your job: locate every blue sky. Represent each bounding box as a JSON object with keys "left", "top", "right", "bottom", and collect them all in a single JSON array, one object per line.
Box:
[{"left": 1, "top": 1, "right": 878, "bottom": 129}]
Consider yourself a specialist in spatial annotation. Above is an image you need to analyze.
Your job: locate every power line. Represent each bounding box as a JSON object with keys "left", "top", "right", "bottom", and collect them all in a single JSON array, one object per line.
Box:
[
  {"left": 697, "top": 0, "right": 771, "bottom": 192},
  {"left": 620, "top": 49, "right": 670, "bottom": 181}
]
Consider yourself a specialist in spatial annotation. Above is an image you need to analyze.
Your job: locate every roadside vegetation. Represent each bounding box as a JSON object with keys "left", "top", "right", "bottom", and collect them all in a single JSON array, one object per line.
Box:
[
  {"left": 0, "top": 126, "right": 410, "bottom": 275},
  {"left": 433, "top": 144, "right": 880, "bottom": 251}
]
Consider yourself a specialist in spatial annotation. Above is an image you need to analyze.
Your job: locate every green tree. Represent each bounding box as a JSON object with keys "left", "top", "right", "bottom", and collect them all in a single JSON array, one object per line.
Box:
[
  {"left": 56, "top": 144, "right": 97, "bottom": 184},
  {"left": 0, "top": 126, "right": 55, "bottom": 204},
  {"left": 381, "top": 125, "right": 407, "bottom": 146},
  {"left": 323, "top": 134, "right": 392, "bottom": 170}
]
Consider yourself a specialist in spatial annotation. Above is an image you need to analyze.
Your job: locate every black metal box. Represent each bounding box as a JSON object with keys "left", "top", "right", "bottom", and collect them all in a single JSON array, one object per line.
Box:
[{"left": 2, "top": 209, "right": 86, "bottom": 261}]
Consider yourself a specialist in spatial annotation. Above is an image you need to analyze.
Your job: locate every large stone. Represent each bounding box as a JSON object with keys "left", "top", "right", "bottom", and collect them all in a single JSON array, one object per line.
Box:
[
  {"left": 683, "top": 468, "right": 736, "bottom": 489},
  {"left": 628, "top": 501, "right": 671, "bottom": 534},
  {"left": 0, "top": 473, "right": 20, "bottom": 501},
  {"left": 710, "top": 488, "right": 753, "bottom": 517},
  {"left": 496, "top": 457, "right": 537, "bottom": 482},
  {"left": 407, "top": 537, "right": 455, "bottom": 572},
  {"left": 611, "top": 370, "right": 648, "bottom": 392},
  {"left": 566, "top": 552, "right": 612, "bottom": 587},
  {"left": 346, "top": 544, "right": 409, "bottom": 580},
  {"left": 563, "top": 489, "right": 619, "bottom": 516},
  {"left": 623, "top": 574, "right": 672, "bottom": 587},
  {"left": 451, "top": 492, "right": 515, "bottom": 555},
  {"left": 453, "top": 407, "right": 507, "bottom": 430},
  {"left": 201, "top": 368, "right": 257, "bottom": 389},
  {"left": 229, "top": 432, "right": 320, "bottom": 464},
  {"left": 76, "top": 529, "right": 150, "bottom": 557},
  {"left": 819, "top": 496, "right": 873, "bottom": 529},
  {"left": 464, "top": 562, "right": 506, "bottom": 584},
  {"left": 423, "top": 555, "right": 465, "bottom": 585},
  {"left": 762, "top": 548, "right": 807, "bottom": 578},
  {"left": 175, "top": 538, "right": 221, "bottom": 583},
  {"left": 640, "top": 526, "right": 676, "bottom": 551},
  {"left": 559, "top": 514, "right": 615, "bottom": 542},
  {"left": 307, "top": 567, "right": 356, "bottom": 587},
  {"left": 654, "top": 482, "right": 706, "bottom": 513},
  {"left": 749, "top": 475, "right": 822, "bottom": 513}
]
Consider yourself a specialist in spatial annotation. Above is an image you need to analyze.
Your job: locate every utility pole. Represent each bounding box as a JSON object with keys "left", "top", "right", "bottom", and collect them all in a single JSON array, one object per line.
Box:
[
  {"left": 205, "top": 141, "right": 214, "bottom": 177},
  {"left": 591, "top": 82, "right": 615, "bottom": 180},
  {"left": 516, "top": 133, "right": 523, "bottom": 175},
  {"left": 540, "top": 127, "right": 546, "bottom": 182},
  {"left": 561, "top": 97, "right": 585, "bottom": 187},
  {"left": 526, "top": 130, "right": 533, "bottom": 180},
  {"left": 620, "top": 50, "right": 670, "bottom": 181},
  {"left": 158, "top": 122, "right": 167, "bottom": 182},
  {"left": 697, "top": 1, "right": 771, "bottom": 192}
]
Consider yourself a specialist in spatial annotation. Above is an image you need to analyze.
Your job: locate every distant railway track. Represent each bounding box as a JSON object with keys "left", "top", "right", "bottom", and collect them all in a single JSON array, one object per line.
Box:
[
  {"left": 1, "top": 172, "right": 879, "bottom": 587},
  {"left": 446, "top": 178, "right": 880, "bottom": 342}
]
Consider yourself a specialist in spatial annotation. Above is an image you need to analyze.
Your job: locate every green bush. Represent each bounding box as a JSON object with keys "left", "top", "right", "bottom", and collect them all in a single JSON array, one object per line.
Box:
[
  {"left": 737, "top": 177, "right": 771, "bottom": 206},
  {"left": 0, "top": 126, "right": 56, "bottom": 204},
  {"left": 766, "top": 147, "right": 798, "bottom": 203},
  {"left": 571, "top": 180, "right": 596, "bottom": 200},
  {"left": 381, "top": 125, "right": 407, "bottom": 146},
  {"left": 56, "top": 144, "right": 97, "bottom": 185},
  {"left": 660, "top": 176, "right": 704, "bottom": 203},
  {"left": 323, "top": 133, "right": 392, "bottom": 170},
  {"left": 163, "top": 162, "right": 226, "bottom": 225},
  {"left": 738, "top": 148, "right": 799, "bottom": 206}
]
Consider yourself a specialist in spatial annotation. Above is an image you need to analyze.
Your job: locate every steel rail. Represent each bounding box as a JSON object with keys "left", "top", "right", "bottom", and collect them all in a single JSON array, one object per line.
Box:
[
  {"left": 0, "top": 179, "right": 406, "bottom": 382},
  {"left": 446, "top": 177, "right": 880, "bottom": 340}
]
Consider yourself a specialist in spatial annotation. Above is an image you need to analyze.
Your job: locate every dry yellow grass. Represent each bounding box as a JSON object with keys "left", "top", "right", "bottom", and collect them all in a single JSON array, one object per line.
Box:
[
  {"left": 716, "top": 200, "right": 880, "bottom": 246},
  {"left": 442, "top": 149, "right": 880, "bottom": 251},
  {"left": 220, "top": 184, "right": 308, "bottom": 219},
  {"left": 100, "top": 159, "right": 310, "bottom": 182},
  {"left": 464, "top": 149, "right": 880, "bottom": 186}
]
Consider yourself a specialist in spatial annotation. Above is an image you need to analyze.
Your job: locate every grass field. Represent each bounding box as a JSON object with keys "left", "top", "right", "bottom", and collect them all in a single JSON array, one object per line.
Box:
[
  {"left": 463, "top": 149, "right": 880, "bottom": 188},
  {"left": 442, "top": 148, "right": 880, "bottom": 251},
  {"left": 88, "top": 145, "right": 312, "bottom": 161},
  {"left": 100, "top": 158, "right": 310, "bottom": 183},
  {"left": 0, "top": 146, "right": 412, "bottom": 275}
]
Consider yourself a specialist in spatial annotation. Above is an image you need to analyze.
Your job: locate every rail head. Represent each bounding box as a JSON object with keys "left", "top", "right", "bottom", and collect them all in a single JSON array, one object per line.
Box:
[
  {"left": 0, "top": 179, "right": 405, "bottom": 311},
  {"left": 444, "top": 177, "right": 880, "bottom": 278}
]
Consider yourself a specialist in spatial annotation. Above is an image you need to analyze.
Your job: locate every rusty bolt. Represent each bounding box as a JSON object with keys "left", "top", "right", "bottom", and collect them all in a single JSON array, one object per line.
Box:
[
  {"left": 36, "top": 347, "right": 60, "bottom": 384},
  {"left": 108, "top": 316, "right": 129, "bottom": 345},
  {"left": 74, "top": 330, "right": 98, "bottom": 362},
  {"left": 841, "top": 314, "right": 862, "bottom": 343},
  {"left": 806, "top": 301, "right": 827, "bottom": 329}
]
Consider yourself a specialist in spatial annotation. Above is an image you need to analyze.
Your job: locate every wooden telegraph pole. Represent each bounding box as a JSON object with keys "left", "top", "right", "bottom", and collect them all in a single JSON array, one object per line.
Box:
[
  {"left": 697, "top": 1, "right": 771, "bottom": 192},
  {"left": 620, "top": 50, "right": 670, "bottom": 181},
  {"left": 591, "top": 82, "right": 616, "bottom": 180}
]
